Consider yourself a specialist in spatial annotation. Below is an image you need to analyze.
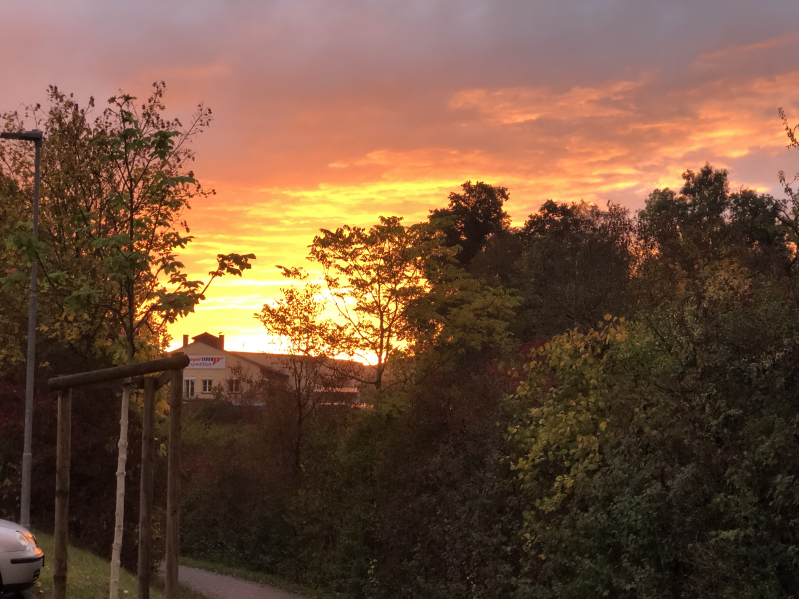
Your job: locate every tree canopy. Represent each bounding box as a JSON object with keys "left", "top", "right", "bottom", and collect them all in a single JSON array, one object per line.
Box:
[{"left": 429, "top": 180, "right": 510, "bottom": 265}]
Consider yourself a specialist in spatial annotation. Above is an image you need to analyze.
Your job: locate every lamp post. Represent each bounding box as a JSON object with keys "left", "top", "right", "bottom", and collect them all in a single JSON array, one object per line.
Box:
[{"left": 1, "top": 129, "right": 43, "bottom": 529}]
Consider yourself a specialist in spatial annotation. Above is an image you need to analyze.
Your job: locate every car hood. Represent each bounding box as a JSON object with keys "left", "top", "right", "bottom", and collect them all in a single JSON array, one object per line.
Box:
[
  {"left": 0, "top": 519, "right": 31, "bottom": 534},
  {"left": 0, "top": 519, "right": 40, "bottom": 556}
]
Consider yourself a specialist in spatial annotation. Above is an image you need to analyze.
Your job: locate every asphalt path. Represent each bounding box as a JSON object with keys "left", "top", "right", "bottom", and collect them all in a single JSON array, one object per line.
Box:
[
  {"left": 0, "top": 566, "right": 302, "bottom": 599},
  {"left": 178, "top": 565, "right": 304, "bottom": 599}
]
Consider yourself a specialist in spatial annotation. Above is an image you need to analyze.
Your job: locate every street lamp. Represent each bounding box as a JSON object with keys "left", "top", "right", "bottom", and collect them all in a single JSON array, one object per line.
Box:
[{"left": 1, "top": 129, "right": 43, "bottom": 529}]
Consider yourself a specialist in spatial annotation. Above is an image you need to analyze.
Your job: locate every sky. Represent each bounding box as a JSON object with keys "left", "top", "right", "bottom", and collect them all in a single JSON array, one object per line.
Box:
[{"left": 2, "top": 0, "right": 799, "bottom": 353}]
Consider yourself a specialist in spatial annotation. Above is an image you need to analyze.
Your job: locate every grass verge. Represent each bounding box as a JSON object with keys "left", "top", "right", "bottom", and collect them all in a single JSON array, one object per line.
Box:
[
  {"left": 179, "top": 556, "right": 335, "bottom": 599},
  {"left": 29, "top": 532, "right": 205, "bottom": 599}
]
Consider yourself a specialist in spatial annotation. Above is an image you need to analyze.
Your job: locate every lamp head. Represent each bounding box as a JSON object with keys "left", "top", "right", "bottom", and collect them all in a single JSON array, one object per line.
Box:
[{"left": 0, "top": 130, "right": 43, "bottom": 146}]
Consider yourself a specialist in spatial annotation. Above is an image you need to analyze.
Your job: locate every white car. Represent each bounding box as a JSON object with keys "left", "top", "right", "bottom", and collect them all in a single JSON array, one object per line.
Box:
[{"left": 0, "top": 519, "right": 44, "bottom": 594}]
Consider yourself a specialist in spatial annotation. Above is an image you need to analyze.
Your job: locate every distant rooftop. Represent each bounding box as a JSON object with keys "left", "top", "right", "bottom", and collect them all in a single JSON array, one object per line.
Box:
[{"left": 185, "top": 332, "right": 225, "bottom": 350}]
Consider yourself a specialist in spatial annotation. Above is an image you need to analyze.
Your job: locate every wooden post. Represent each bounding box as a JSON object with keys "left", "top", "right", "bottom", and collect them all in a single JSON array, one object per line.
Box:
[
  {"left": 164, "top": 368, "right": 183, "bottom": 599},
  {"left": 53, "top": 388, "right": 72, "bottom": 599},
  {"left": 137, "top": 377, "right": 156, "bottom": 599}
]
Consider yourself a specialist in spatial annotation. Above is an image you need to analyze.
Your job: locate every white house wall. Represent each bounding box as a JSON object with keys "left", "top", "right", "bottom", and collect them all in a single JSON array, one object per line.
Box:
[{"left": 171, "top": 341, "right": 275, "bottom": 399}]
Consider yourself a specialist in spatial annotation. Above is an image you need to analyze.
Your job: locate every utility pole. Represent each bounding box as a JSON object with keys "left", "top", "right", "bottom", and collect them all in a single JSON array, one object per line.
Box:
[{"left": 1, "top": 129, "right": 43, "bottom": 528}]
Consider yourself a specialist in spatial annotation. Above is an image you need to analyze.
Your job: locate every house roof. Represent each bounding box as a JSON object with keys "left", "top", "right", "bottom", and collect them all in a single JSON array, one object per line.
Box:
[
  {"left": 230, "top": 351, "right": 368, "bottom": 380},
  {"left": 229, "top": 351, "right": 289, "bottom": 381},
  {"left": 192, "top": 332, "right": 223, "bottom": 349}
]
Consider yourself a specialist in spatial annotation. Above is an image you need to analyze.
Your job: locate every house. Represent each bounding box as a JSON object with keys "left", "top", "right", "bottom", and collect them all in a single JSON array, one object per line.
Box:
[
  {"left": 169, "top": 332, "right": 365, "bottom": 404},
  {"left": 169, "top": 332, "right": 287, "bottom": 399}
]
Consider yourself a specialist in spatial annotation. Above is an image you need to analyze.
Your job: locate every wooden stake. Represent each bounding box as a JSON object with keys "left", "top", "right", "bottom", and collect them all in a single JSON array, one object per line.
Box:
[
  {"left": 53, "top": 388, "right": 72, "bottom": 599},
  {"left": 164, "top": 368, "right": 183, "bottom": 599},
  {"left": 137, "top": 377, "right": 156, "bottom": 599},
  {"left": 109, "top": 384, "right": 132, "bottom": 599}
]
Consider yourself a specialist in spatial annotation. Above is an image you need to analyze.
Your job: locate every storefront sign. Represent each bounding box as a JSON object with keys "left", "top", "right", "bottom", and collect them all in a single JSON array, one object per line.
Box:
[{"left": 187, "top": 356, "right": 226, "bottom": 369}]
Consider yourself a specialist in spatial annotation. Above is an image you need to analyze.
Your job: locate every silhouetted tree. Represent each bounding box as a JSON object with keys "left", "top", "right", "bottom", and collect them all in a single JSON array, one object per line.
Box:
[
  {"left": 515, "top": 200, "right": 634, "bottom": 341},
  {"left": 429, "top": 180, "right": 510, "bottom": 265},
  {"left": 636, "top": 164, "right": 794, "bottom": 309}
]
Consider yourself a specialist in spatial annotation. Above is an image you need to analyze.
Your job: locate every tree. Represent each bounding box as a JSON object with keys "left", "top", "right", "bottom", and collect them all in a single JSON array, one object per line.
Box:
[
  {"left": 307, "top": 214, "right": 519, "bottom": 392},
  {"left": 1, "top": 84, "right": 255, "bottom": 598},
  {"left": 636, "top": 164, "right": 794, "bottom": 310},
  {"left": 309, "top": 216, "right": 442, "bottom": 390},
  {"left": 507, "top": 239, "right": 799, "bottom": 597},
  {"left": 429, "top": 180, "right": 510, "bottom": 265},
  {"left": 405, "top": 255, "right": 520, "bottom": 378},
  {"left": 637, "top": 164, "right": 732, "bottom": 271},
  {"left": 778, "top": 107, "right": 799, "bottom": 206},
  {"left": 515, "top": 200, "right": 634, "bottom": 341},
  {"left": 256, "top": 267, "right": 350, "bottom": 470},
  {"left": 94, "top": 86, "right": 254, "bottom": 597},
  {"left": 0, "top": 89, "right": 116, "bottom": 371},
  {"left": 0, "top": 173, "right": 27, "bottom": 370}
]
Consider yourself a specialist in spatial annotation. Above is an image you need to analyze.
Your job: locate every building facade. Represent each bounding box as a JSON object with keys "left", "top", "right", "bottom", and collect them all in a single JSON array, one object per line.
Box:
[{"left": 169, "top": 332, "right": 364, "bottom": 403}]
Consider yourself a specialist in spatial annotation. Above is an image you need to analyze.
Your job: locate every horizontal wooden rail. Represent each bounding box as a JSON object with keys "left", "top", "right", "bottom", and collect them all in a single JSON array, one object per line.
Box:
[{"left": 48, "top": 354, "right": 189, "bottom": 391}]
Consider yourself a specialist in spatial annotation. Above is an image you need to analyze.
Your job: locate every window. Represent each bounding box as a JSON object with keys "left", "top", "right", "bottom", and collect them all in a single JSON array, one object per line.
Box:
[
  {"left": 202, "top": 379, "right": 213, "bottom": 393},
  {"left": 227, "top": 378, "right": 242, "bottom": 394},
  {"left": 183, "top": 378, "right": 195, "bottom": 398}
]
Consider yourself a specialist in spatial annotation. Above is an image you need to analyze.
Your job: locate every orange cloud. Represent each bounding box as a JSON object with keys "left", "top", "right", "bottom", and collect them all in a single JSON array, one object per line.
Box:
[
  {"left": 449, "top": 75, "right": 650, "bottom": 124},
  {"left": 168, "top": 64, "right": 799, "bottom": 352}
]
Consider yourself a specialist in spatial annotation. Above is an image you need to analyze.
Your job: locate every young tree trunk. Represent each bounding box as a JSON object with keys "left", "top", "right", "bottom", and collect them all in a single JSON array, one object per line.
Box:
[
  {"left": 295, "top": 394, "right": 303, "bottom": 471},
  {"left": 109, "top": 382, "right": 131, "bottom": 599},
  {"left": 375, "top": 360, "right": 383, "bottom": 390}
]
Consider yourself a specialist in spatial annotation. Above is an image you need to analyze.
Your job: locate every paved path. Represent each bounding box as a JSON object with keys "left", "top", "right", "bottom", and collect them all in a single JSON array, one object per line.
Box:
[{"left": 178, "top": 565, "right": 304, "bottom": 599}]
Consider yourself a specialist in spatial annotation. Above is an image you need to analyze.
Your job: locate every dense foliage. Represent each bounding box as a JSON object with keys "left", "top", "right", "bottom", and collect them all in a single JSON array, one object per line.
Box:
[
  {"left": 178, "top": 146, "right": 799, "bottom": 598},
  {"left": 3, "top": 92, "right": 799, "bottom": 598}
]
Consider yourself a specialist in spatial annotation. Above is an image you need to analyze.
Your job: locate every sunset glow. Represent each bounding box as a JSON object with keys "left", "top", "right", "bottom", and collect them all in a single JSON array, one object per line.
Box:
[{"left": 2, "top": 0, "right": 798, "bottom": 353}]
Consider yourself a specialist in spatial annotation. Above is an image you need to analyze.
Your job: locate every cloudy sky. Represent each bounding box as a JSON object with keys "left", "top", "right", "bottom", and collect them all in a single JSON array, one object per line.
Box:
[{"left": 2, "top": 0, "right": 798, "bottom": 352}]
